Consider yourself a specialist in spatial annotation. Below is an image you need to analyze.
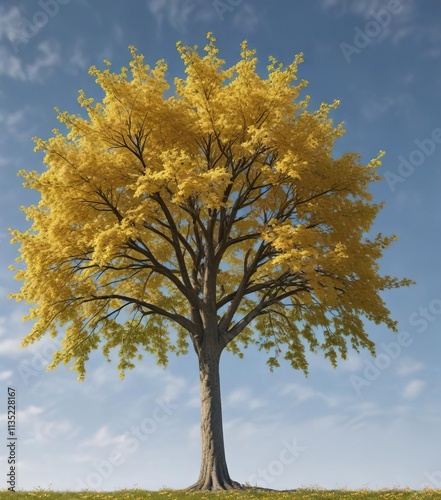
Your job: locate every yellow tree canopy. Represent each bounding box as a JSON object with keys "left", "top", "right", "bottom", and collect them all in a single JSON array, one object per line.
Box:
[{"left": 10, "top": 34, "right": 412, "bottom": 380}]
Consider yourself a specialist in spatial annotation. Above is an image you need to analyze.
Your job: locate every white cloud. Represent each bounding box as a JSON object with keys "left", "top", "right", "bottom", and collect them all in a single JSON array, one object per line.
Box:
[
  {"left": 424, "top": 47, "right": 441, "bottom": 59},
  {"left": 232, "top": 4, "right": 259, "bottom": 32},
  {"left": 340, "top": 401, "right": 382, "bottom": 430},
  {"left": 0, "top": 107, "right": 28, "bottom": 134},
  {"left": 392, "top": 25, "right": 415, "bottom": 45},
  {"left": 227, "top": 387, "right": 266, "bottom": 410},
  {"left": 0, "top": 338, "right": 21, "bottom": 356},
  {"left": 279, "top": 382, "right": 343, "bottom": 407},
  {"left": 185, "top": 395, "right": 200, "bottom": 408},
  {"left": 0, "top": 15, "right": 61, "bottom": 83},
  {"left": 0, "top": 6, "right": 23, "bottom": 43},
  {"left": 361, "top": 94, "right": 402, "bottom": 121},
  {"left": 67, "top": 40, "right": 88, "bottom": 75},
  {"left": 224, "top": 417, "right": 259, "bottom": 439},
  {"left": 337, "top": 353, "right": 363, "bottom": 372},
  {"left": 279, "top": 382, "right": 315, "bottom": 403},
  {"left": 5, "top": 109, "right": 26, "bottom": 128},
  {"left": 0, "top": 370, "right": 12, "bottom": 381},
  {"left": 14, "top": 405, "right": 44, "bottom": 422},
  {"left": 88, "top": 364, "right": 123, "bottom": 391},
  {"left": 160, "top": 373, "right": 187, "bottom": 402},
  {"left": 320, "top": 0, "right": 441, "bottom": 59},
  {"left": 25, "top": 419, "right": 82, "bottom": 444},
  {"left": 113, "top": 24, "right": 124, "bottom": 44},
  {"left": 321, "top": 0, "right": 416, "bottom": 46},
  {"left": 0, "top": 309, "right": 54, "bottom": 358},
  {"left": 0, "top": 42, "right": 60, "bottom": 83},
  {"left": 403, "top": 379, "right": 425, "bottom": 400},
  {"left": 184, "top": 383, "right": 200, "bottom": 408},
  {"left": 0, "top": 46, "right": 27, "bottom": 80},
  {"left": 396, "top": 357, "right": 424, "bottom": 377},
  {"left": 321, "top": 0, "right": 412, "bottom": 20},
  {"left": 79, "top": 424, "right": 142, "bottom": 457},
  {"left": 27, "top": 40, "right": 61, "bottom": 83},
  {"left": 188, "top": 422, "right": 199, "bottom": 440},
  {"left": 147, "top": 0, "right": 216, "bottom": 30},
  {"left": 0, "top": 7, "right": 34, "bottom": 80},
  {"left": 80, "top": 424, "right": 126, "bottom": 449},
  {"left": 394, "top": 188, "right": 424, "bottom": 210},
  {"left": 0, "top": 104, "right": 41, "bottom": 145}
]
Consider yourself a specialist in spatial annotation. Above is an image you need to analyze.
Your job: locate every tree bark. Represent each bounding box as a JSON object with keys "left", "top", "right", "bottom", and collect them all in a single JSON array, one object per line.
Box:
[{"left": 187, "top": 342, "right": 244, "bottom": 491}]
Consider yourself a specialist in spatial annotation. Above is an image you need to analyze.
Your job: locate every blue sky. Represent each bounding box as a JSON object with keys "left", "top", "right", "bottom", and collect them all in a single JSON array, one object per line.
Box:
[{"left": 1, "top": 0, "right": 441, "bottom": 492}]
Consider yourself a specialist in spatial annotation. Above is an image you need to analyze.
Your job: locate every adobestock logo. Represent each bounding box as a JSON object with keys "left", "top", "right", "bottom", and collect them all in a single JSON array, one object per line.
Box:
[
  {"left": 350, "top": 331, "right": 412, "bottom": 396},
  {"left": 7, "top": 0, "right": 71, "bottom": 54},
  {"left": 340, "top": 0, "right": 412, "bottom": 63},
  {"left": 384, "top": 127, "right": 441, "bottom": 192},
  {"left": 212, "top": 0, "right": 243, "bottom": 21},
  {"left": 350, "top": 298, "right": 441, "bottom": 395},
  {"left": 422, "top": 469, "right": 441, "bottom": 489},
  {"left": 246, "top": 438, "right": 305, "bottom": 488},
  {"left": 17, "top": 337, "right": 61, "bottom": 386}
]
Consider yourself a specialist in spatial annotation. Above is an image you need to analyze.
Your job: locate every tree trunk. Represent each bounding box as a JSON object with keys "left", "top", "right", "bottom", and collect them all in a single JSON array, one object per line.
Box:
[{"left": 187, "top": 344, "right": 244, "bottom": 491}]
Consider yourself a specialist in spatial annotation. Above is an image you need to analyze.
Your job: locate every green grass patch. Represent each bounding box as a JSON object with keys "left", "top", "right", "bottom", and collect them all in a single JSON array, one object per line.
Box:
[{"left": 1, "top": 489, "right": 441, "bottom": 499}]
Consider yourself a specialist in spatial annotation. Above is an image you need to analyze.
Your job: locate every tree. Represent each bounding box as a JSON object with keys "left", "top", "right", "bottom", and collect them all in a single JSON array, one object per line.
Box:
[{"left": 10, "top": 33, "right": 412, "bottom": 491}]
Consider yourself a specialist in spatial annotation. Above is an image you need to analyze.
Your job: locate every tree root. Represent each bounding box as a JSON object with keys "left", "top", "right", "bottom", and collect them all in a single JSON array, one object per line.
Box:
[{"left": 186, "top": 477, "right": 246, "bottom": 491}]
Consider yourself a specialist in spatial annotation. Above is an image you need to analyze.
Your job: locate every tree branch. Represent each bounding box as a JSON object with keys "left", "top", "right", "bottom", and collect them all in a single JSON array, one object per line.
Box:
[{"left": 88, "top": 293, "right": 197, "bottom": 335}]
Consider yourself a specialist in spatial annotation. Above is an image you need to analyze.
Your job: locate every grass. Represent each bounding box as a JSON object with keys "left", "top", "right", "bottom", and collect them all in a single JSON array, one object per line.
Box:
[{"left": 1, "top": 489, "right": 441, "bottom": 499}]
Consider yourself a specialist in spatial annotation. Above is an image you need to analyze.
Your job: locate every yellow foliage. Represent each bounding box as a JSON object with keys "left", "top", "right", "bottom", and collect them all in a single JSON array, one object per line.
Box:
[{"left": 9, "top": 34, "right": 412, "bottom": 379}]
